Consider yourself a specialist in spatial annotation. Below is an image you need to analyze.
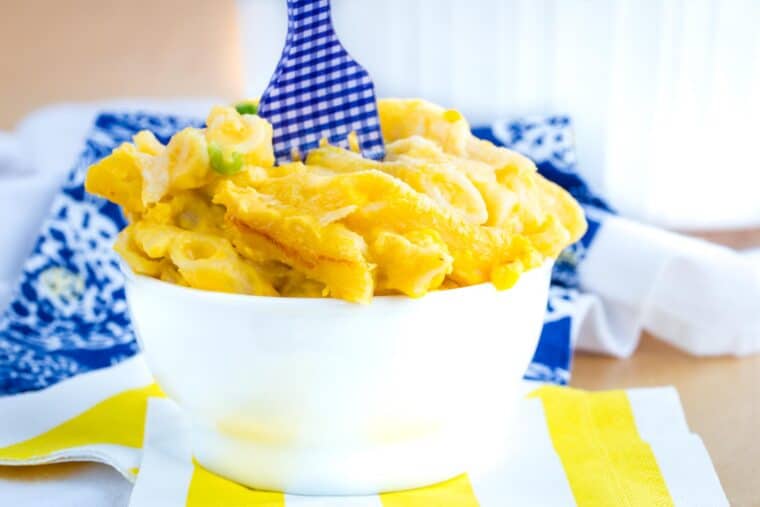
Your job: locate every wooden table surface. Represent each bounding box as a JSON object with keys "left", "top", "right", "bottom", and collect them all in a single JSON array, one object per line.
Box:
[{"left": 2, "top": 2, "right": 758, "bottom": 505}]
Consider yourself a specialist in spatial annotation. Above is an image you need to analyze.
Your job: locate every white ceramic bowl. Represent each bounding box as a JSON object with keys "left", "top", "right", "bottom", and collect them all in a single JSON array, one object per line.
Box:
[{"left": 125, "top": 261, "right": 552, "bottom": 495}]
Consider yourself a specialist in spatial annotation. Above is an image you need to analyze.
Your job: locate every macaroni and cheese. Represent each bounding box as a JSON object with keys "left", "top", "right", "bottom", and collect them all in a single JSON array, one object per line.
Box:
[{"left": 86, "top": 99, "right": 587, "bottom": 303}]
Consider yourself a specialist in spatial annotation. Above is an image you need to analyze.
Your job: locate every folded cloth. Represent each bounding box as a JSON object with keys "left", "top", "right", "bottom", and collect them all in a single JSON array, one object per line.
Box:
[
  {"left": 0, "top": 358, "right": 152, "bottom": 507},
  {"left": 0, "top": 462, "right": 130, "bottom": 507},
  {"left": 579, "top": 216, "right": 760, "bottom": 356},
  {"left": 0, "top": 357, "right": 154, "bottom": 476},
  {"left": 0, "top": 356, "right": 728, "bottom": 506}
]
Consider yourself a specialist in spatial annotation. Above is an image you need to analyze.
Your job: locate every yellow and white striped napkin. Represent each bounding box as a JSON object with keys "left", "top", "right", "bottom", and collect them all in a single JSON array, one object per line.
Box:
[
  {"left": 0, "top": 357, "right": 157, "bottom": 479},
  {"left": 0, "top": 356, "right": 728, "bottom": 506}
]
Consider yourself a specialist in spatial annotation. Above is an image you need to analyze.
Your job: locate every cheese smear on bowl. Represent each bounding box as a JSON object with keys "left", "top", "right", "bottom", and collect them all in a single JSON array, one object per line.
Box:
[{"left": 86, "top": 98, "right": 586, "bottom": 303}]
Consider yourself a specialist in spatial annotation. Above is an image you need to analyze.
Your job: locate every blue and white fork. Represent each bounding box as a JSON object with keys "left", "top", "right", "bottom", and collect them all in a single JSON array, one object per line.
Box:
[{"left": 257, "top": 0, "right": 386, "bottom": 163}]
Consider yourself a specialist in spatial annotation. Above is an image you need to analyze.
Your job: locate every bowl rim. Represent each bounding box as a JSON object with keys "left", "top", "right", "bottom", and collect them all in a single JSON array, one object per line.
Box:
[{"left": 120, "top": 259, "right": 553, "bottom": 306}]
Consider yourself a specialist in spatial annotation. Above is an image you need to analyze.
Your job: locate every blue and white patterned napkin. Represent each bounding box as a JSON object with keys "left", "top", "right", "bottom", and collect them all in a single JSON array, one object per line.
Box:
[
  {"left": 0, "top": 114, "right": 202, "bottom": 394},
  {"left": 0, "top": 111, "right": 610, "bottom": 395}
]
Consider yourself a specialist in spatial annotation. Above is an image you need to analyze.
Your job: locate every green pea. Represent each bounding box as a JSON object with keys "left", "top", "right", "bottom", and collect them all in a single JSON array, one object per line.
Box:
[{"left": 208, "top": 142, "right": 244, "bottom": 176}]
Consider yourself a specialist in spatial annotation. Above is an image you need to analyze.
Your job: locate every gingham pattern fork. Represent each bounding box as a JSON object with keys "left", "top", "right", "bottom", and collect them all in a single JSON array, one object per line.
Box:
[{"left": 258, "top": 0, "right": 386, "bottom": 163}]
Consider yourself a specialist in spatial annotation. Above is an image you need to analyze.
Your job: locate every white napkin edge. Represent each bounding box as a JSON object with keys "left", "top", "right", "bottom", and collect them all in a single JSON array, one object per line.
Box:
[
  {"left": 0, "top": 461, "right": 131, "bottom": 507},
  {"left": 0, "top": 445, "right": 138, "bottom": 483}
]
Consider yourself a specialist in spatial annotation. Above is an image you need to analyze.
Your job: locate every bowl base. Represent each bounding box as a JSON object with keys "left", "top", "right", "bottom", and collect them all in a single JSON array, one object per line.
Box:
[{"left": 190, "top": 420, "right": 493, "bottom": 496}]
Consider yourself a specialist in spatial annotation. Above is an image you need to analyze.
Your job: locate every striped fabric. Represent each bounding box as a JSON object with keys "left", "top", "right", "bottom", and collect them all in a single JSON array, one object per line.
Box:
[
  {"left": 258, "top": 0, "right": 385, "bottom": 162},
  {"left": 0, "top": 357, "right": 727, "bottom": 506}
]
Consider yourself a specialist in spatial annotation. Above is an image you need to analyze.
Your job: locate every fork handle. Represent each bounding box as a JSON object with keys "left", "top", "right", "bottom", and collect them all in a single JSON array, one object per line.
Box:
[{"left": 286, "top": 0, "right": 334, "bottom": 35}]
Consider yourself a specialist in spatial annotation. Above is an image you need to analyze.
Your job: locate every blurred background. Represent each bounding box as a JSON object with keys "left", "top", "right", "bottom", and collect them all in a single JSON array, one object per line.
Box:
[{"left": 1, "top": 0, "right": 759, "bottom": 229}]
